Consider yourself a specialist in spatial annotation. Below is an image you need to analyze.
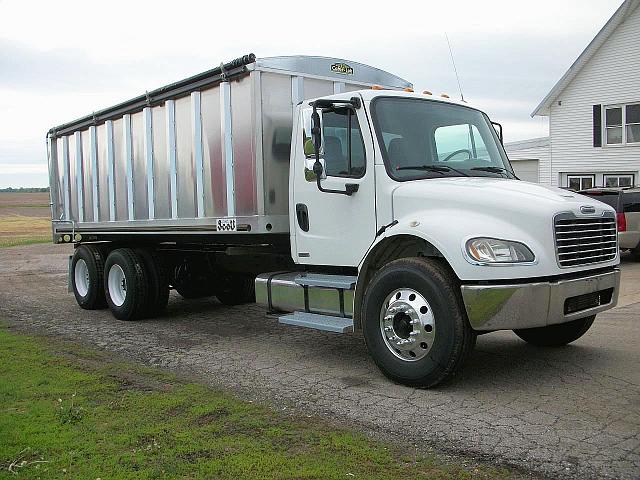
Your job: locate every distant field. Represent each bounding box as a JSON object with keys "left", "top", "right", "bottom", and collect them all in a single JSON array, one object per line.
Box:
[
  {"left": 0, "top": 193, "right": 51, "bottom": 247},
  {"left": 0, "top": 192, "right": 51, "bottom": 217}
]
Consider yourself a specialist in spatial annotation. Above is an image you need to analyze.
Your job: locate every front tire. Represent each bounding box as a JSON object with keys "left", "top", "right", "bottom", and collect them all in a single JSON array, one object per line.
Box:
[
  {"left": 513, "top": 315, "right": 596, "bottom": 347},
  {"left": 71, "top": 245, "right": 107, "bottom": 310},
  {"left": 104, "top": 248, "right": 149, "bottom": 321},
  {"left": 362, "top": 257, "right": 475, "bottom": 388}
]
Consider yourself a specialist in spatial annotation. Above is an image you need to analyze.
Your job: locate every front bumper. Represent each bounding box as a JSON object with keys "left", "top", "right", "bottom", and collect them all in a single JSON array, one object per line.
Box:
[{"left": 461, "top": 268, "right": 620, "bottom": 331}]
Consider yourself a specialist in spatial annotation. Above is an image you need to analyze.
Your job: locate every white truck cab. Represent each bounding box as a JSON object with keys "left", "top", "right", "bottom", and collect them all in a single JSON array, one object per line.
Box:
[{"left": 49, "top": 54, "right": 620, "bottom": 387}]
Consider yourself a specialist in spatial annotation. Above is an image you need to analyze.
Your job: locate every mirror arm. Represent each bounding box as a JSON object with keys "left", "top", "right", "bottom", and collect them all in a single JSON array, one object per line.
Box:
[{"left": 491, "top": 121, "right": 504, "bottom": 145}]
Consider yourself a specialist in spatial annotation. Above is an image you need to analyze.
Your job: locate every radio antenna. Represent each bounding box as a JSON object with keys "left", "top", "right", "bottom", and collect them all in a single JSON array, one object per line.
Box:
[{"left": 445, "top": 32, "right": 465, "bottom": 102}]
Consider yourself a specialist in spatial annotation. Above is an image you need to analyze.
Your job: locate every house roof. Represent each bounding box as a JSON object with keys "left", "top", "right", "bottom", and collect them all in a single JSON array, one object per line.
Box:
[
  {"left": 531, "top": 0, "right": 639, "bottom": 117},
  {"left": 504, "top": 136, "right": 550, "bottom": 152}
]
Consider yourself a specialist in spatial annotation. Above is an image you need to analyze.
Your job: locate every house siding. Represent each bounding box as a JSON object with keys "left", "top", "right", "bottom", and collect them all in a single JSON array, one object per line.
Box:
[{"left": 547, "top": 3, "right": 640, "bottom": 187}]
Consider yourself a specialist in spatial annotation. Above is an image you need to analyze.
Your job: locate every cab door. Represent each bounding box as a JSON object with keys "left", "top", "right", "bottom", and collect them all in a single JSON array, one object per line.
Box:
[{"left": 291, "top": 99, "right": 377, "bottom": 267}]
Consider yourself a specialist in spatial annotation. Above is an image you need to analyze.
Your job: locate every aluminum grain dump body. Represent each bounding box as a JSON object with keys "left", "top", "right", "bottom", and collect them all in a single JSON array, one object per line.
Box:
[{"left": 46, "top": 54, "right": 411, "bottom": 244}]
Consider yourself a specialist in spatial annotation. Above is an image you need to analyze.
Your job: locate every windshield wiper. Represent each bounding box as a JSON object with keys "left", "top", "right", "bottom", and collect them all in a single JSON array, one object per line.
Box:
[
  {"left": 470, "top": 166, "right": 519, "bottom": 179},
  {"left": 396, "top": 164, "right": 469, "bottom": 177}
]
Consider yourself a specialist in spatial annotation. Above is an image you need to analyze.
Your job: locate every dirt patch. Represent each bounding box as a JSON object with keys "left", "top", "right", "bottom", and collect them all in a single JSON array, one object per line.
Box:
[
  {"left": 195, "top": 407, "right": 231, "bottom": 425},
  {"left": 0, "top": 192, "right": 50, "bottom": 218}
]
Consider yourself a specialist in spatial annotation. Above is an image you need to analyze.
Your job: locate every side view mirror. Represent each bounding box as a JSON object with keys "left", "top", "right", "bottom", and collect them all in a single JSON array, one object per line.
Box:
[{"left": 311, "top": 110, "right": 324, "bottom": 177}]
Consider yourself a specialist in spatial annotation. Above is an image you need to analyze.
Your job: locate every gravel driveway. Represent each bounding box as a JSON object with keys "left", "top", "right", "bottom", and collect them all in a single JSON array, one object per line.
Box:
[{"left": 1, "top": 243, "right": 638, "bottom": 479}]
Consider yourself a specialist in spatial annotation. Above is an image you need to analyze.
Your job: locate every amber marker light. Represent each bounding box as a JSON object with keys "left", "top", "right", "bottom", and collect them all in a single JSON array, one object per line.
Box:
[
  {"left": 441, "top": 93, "right": 450, "bottom": 98},
  {"left": 403, "top": 87, "right": 414, "bottom": 92},
  {"left": 423, "top": 90, "right": 433, "bottom": 95}
]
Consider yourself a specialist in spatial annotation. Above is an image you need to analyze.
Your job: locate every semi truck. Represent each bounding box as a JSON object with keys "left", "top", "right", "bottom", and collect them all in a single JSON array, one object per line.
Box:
[{"left": 47, "top": 54, "right": 621, "bottom": 387}]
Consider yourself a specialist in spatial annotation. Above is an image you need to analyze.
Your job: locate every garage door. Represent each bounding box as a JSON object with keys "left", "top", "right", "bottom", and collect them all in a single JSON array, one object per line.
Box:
[{"left": 511, "top": 160, "right": 539, "bottom": 183}]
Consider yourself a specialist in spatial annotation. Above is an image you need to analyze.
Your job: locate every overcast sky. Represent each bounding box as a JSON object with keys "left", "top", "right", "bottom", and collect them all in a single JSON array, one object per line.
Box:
[{"left": 0, "top": 0, "right": 623, "bottom": 187}]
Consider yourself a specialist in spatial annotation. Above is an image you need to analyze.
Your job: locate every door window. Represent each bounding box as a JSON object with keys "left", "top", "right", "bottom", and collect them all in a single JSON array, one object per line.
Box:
[
  {"left": 321, "top": 109, "right": 366, "bottom": 178},
  {"left": 301, "top": 107, "right": 366, "bottom": 178}
]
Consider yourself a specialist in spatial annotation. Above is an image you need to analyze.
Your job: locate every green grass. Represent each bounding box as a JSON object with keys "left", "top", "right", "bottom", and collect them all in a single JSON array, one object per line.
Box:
[
  {"left": 0, "top": 216, "right": 51, "bottom": 248},
  {"left": 0, "top": 326, "right": 515, "bottom": 480},
  {"left": 0, "top": 236, "right": 50, "bottom": 248}
]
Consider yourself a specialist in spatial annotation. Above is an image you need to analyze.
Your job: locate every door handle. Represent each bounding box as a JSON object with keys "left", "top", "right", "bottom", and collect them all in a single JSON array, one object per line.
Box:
[{"left": 296, "top": 203, "right": 309, "bottom": 232}]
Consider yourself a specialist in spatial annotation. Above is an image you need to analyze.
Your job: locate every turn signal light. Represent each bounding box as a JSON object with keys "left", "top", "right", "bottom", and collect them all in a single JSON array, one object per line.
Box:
[
  {"left": 403, "top": 87, "right": 414, "bottom": 92},
  {"left": 371, "top": 85, "right": 385, "bottom": 90},
  {"left": 617, "top": 212, "right": 627, "bottom": 232}
]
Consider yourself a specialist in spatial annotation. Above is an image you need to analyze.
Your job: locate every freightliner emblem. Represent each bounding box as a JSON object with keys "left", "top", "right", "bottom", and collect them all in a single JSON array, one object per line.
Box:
[
  {"left": 580, "top": 205, "right": 596, "bottom": 214},
  {"left": 331, "top": 63, "right": 354, "bottom": 75}
]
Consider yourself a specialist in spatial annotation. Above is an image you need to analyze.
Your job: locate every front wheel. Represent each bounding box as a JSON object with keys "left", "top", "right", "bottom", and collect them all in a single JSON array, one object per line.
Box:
[
  {"left": 362, "top": 257, "right": 476, "bottom": 388},
  {"left": 513, "top": 315, "right": 596, "bottom": 347}
]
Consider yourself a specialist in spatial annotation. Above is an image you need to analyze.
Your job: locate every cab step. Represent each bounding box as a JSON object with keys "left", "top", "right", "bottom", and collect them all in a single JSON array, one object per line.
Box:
[{"left": 278, "top": 311, "right": 354, "bottom": 333}]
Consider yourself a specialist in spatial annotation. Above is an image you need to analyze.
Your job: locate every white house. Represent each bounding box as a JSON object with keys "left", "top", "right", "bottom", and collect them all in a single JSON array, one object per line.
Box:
[{"left": 508, "top": 0, "right": 640, "bottom": 189}]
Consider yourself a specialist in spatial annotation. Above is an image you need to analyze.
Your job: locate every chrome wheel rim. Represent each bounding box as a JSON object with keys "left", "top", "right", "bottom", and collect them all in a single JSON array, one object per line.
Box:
[
  {"left": 107, "top": 264, "right": 127, "bottom": 307},
  {"left": 380, "top": 288, "right": 435, "bottom": 361},
  {"left": 74, "top": 259, "right": 90, "bottom": 297}
]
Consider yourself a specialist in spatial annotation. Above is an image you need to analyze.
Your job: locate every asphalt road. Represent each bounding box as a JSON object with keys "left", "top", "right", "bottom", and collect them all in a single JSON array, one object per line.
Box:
[{"left": 1, "top": 243, "right": 638, "bottom": 479}]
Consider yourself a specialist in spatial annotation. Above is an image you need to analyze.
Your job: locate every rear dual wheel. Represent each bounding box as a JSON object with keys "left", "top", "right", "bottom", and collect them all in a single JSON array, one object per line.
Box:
[
  {"left": 71, "top": 245, "right": 107, "bottom": 310},
  {"left": 104, "top": 248, "right": 168, "bottom": 321}
]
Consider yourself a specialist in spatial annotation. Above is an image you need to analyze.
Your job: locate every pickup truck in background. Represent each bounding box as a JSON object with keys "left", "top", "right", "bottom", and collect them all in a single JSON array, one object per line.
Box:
[
  {"left": 47, "top": 54, "right": 621, "bottom": 387},
  {"left": 579, "top": 187, "right": 640, "bottom": 260}
]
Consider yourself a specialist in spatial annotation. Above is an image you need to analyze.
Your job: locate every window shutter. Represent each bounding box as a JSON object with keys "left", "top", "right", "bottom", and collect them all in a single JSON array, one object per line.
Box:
[{"left": 593, "top": 104, "right": 602, "bottom": 147}]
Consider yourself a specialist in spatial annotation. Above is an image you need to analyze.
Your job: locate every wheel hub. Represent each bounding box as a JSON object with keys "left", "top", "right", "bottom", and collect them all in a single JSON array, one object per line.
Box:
[
  {"left": 107, "top": 264, "right": 127, "bottom": 307},
  {"left": 74, "top": 259, "right": 90, "bottom": 297},
  {"left": 380, "top": 288, "right": 435, "bottom": 361}
]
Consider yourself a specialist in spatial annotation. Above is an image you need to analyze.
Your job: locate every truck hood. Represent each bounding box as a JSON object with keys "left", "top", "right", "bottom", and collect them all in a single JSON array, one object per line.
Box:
[
  {"left": 388, "top": 177, "right": 618, "bottom": 281},
  {"left": 391, "top": 177, "right": 611, "bottom": 218}
]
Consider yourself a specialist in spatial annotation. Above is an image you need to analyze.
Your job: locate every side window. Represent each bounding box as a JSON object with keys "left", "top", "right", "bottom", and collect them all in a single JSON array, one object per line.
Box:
[
  {"left": 321, "top": 109, "right": 366, "bottom": 177},
  {"left": 623, "top": 193, "right": 640, "bottom": 213},
  {"left": 434, "top": 124, "right": 490, "bottom": 162}
]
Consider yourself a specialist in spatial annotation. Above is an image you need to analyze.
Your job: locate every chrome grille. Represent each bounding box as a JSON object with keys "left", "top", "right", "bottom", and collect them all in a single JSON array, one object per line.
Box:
[{"left": 554, "top": 213, "right": 617, "bottom": 267}]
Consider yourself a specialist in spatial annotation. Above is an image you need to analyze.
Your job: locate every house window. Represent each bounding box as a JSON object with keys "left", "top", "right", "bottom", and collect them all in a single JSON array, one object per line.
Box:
[
  {"left": 567, "top": 175, "right": 595, "bottom": 191},
  {"left": 627, "top": 104, "right": 640, "bottom": 143},
  {"left": 605, "top": 103, "right": 640, "bottom": 145},
  {"left": 604, "top": 174, "right": 634, "bottom": 187}
]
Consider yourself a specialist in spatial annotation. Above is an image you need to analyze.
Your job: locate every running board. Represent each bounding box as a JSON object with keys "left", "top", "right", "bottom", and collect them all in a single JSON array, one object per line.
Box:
[
  {"left": 279, "top": 312, "right": 354, "bottom": 333},
  {"left": 255, "top": 271, "right": 356, "bottom": 318}
]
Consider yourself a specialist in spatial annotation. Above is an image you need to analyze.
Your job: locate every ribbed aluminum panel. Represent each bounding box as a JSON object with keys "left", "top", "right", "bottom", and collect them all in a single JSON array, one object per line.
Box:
[
  {"left": 554, "top": 213, "right": 618, "bottom": 267},
  {"left": 47, "top": 55, "right": 409, "bottom": 236}
]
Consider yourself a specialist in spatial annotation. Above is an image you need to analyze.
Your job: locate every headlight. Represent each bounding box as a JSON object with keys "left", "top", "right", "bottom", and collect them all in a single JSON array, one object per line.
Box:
[{"left": 466, "top": 238, "right": 535, "bottom": 264}]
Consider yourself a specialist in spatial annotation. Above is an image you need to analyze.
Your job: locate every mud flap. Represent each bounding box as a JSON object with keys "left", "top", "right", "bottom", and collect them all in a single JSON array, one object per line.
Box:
[{"left": 68, "top": 255, "right": 73, "bottom": 293}]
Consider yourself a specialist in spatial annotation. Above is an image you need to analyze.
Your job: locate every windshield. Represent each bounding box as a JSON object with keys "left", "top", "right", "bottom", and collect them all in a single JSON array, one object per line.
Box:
[{"left": 371, "top": 97, "right": 514, "bottom": 181}]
